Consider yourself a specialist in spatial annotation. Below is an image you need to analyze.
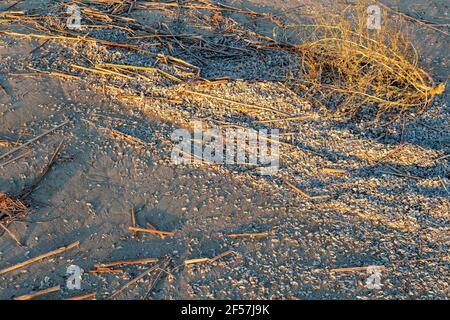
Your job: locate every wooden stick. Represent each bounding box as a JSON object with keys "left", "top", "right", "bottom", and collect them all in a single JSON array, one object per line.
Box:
[
  {"left": 0, "top": 150, "right": 31, "bottom": 168},
  {"left": 143, "top": 257, "right": 171, "bottom": 300},
  {"left": 0, "top": 120, "right": 69, "bottom": 161},
  {"left": 285, "top": 180, "right": 329, "bottom": 200},
  {"left": 0, "top": 241, "right": 79, "bottom": 275},
  {"left": 143, "top": 220, "right": 166, "bottom": 238},
  {"left": 11, "top": 70, "right": 79, "bottom": 80},
  {"left": 0, "top": 31, "right": 146, "bottom": 52},
  {"left": 14, "top": 285, "right": 60, "bottom": 300},
  {"left": 65, "top": 292, "right": 96, "bottom": 300},
  {"left": 131, "top": 208, "right": 136, "bottom": 228},
  {"left": 128, "top": 226, "right": 174, "bottom": 237},
  {"left": 87, "top": 267, "right": 123, "bottom": 274},
  {"left": 330, "top": 265, "right": 386, "bottom": 273},
  {"left": 209, "top": 250, "right": 235, "bottom": 263},
  {"left": 331, "top": 256, "right": 449, "bottom": 274},
  {"left": 19, "top": 139, "right": 65, "bottom": 198},
  {"left": 0, "top": 1, "right": 22, "bottom": 12},
  {"left": 255, "top": 116, "right": 316, "bottom": 123},
  {"left": 391, "top": 255, "right": 450, "bottom": 265},
  {"left": 130, "top": 208, "right": 136, "bottom": 238},
  {"left": 321, "top": 168, "right": 347, "bottom": 175},
  {"left": 374, "top": 0, "right": 448, "bottom": 36},
  {"left": 82, "top": 119, "right": 148, "bottom": 148},
  {"left": 109, "top": 265, "right": 159, "bottom": 299},
  {"left": 185, "top": 250, "right": 236, "bottom": 266},
  {"left": 0, "top": 223, "right": 23, "bottom": 247},
  {"left": 99, "top": 63, "right": 182, "bottom": 82},
  {"left": 228, "top": 233, "right": 267, "bottom": 238},
  {"left": 181, "top": 90, "right": 289, "bottom": 116},
  {"left": 184, "top": 258, "right": 210, "bottom": 266},
  {"left": 94, "top": 257, "right": 158, "bottom": 268},
  {"left": 71, "top": 64, "right": 132, "bottom": 79}
]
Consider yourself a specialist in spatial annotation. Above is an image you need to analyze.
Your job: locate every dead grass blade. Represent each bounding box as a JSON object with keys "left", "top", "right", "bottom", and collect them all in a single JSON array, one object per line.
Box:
[{"left": 181, "top": 90, "right": 290, "bottom": 116}]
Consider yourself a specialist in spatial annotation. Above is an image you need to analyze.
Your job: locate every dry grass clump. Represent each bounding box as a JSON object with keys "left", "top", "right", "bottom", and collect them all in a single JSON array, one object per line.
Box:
[
  {"left": 0, "top": 192, "right": 28, "bottom": 222},
  {"left": 289, "top": 4, "right": 445, "bottom": 120}
]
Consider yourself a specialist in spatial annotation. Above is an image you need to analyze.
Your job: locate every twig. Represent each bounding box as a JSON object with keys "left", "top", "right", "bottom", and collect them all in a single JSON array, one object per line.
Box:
[
  {"left": 0, "top": 223, "right": 24, "bottom": 247},
  {"left": 128, "top": 226, "right": 174, "bottom": 238},
  {"left": 94, "top": 257, "right": 158, "bottom": 269},
  {"left": 383, "top": 165, "right": 422, "bottom": 180},
  {"left": 330, "top": 265, "right": 386, "bottom": 273},
  {"left": 284, "top": 179, "right": 329, "bottom": 200},
  {"left": 181, "top": 90, "right": 289, "bottom": 116},
  {"left": 209, "top": 250, "right": 235, "bottom": 263},
  {"left": 71, "top": 64, "right": 132, "bottom": 79},
  {"left": 435, "top": 154, "right": 450, "bottom": 162},
  {"left": 391, "top": 255, "right": 450, "bottom": 265},
  {"left": 87, "top": 267, "right": 123, "bottom": 274},
  {"left": 29, "top": 39, "right": 50, "bottom": 55},
  {"left": 14, "top": 285, "right": 60, "bottom": 300},
  {"left": 143, "top": 257, "right": 172, "bottom": 299},
  {"left": 440, "top": 177, "right": 450, "bottom": 196},
  {"left": 0, "top": 30, "right": 146, "bottom": 52},
  {"left": 19, "top": 139, "right": 65, "bottom": 199},
  {"left": 228, "top": 233, "right": 267, "bottom": 238},
  {"left": 374, "top": 0, "right": 448, "bottom": 36},
  {"left": 321, "top": 168, "right": 347, "bottom": 175},
  {"left": 0, "top": 241, "right": 79, "bottom": 275},
  {"left": 185, "top": 250, "right": 236, "bottom": 266},
  {"left": 0, "top": 150, "right": 31, "bottom": 168},
  {"left": 0, "top": 120, "right": 69, "bottom": 161},
  {"left": 109, "top": 265, "right": 159, "bottom": 299},
  {"left": 0, "top": 0, "right": 23, "bottom": 12},
  {"left": 131, "top": 207, "right": 136, "bottom": 238},
  {"left": 184, "top": 258, "right": 210, "bottom": 266},
  {"left": 99, "top": 63, "right": 182, "bottom": 82},
  {"left": 65, "top": 292, "right": 96, "bottom": 300},
  {"left": 330, "top": 255, "right": 450, "bottom": 273}
]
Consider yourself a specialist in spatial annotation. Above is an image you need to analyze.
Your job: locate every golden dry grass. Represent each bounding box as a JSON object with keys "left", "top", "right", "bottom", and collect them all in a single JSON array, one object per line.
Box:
[{"left": 287, "top": 3, "right": 445, "bottom": 120}]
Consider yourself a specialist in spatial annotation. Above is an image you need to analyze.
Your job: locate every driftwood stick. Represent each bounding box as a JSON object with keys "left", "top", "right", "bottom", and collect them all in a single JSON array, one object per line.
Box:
[
  {"left": 94, "top": 257, "right": 158, "bottom": 268},
  {"left": 184, "top": 258, "right": 210, "bottom": 266},
  {"left": 0, "top": 241, "right": 79, "bottom": 275},
  {"left": 65, "top": 292, "right": 96, "bottom": 300},
  {"left": 228, "top": 233, "right": 267, "bottom": 238},
  {"left": 128, "top": 226, "right": 174, "bottom": 237},
  {"left": 14, "top": 285, "right": 60, "bottom": 300},
  {"left": 209, "top": 250, "right": 235, "bottom": 263},
  {"left": 330, "top": 265, "right": 386, "bottom": 273}
]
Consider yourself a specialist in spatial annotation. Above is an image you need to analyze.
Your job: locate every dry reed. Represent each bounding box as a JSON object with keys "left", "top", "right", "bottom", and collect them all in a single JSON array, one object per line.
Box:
[{"left": 285, "top": 3, "right": 445, "bottom": 120}]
